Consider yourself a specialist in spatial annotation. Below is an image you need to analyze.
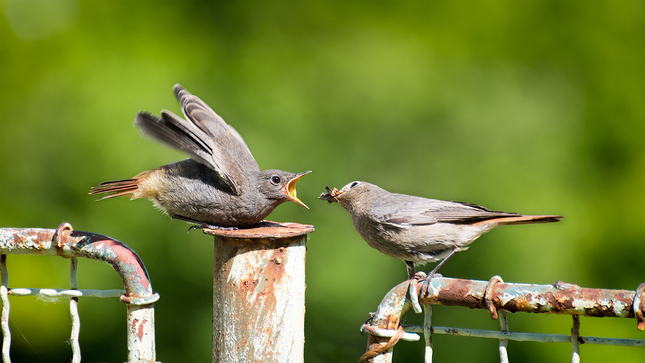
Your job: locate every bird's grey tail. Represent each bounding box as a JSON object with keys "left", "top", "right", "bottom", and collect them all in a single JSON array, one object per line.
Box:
[
  {"left": 89, "top": 178, "right": 140, "bottom": 201},
  {"left": 134, "top": 111, "right": 215, "bottom": 167},
  {"left": 473, "top": 214, "right": 563, "bottom": 225}
]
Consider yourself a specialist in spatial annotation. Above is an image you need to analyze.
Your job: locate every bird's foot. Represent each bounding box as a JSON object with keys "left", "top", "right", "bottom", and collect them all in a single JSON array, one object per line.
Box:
[
  {"left": 408, "top": 275, "right": 425, "bottom": 314},
  {"left": 253, "top": 220, "right": 282, "bottom": 228},
  {"left": 173, "top": 214, "right": 240, "bottom": 232},
  {"left": 187, "top": 224, "right": 239, "bottom": 233},
  {"left": 412, "top": 271, "right": 427, "bottom": 281},
  {"left": 419, "top": 272, "right": 443, "bottom": 297}
]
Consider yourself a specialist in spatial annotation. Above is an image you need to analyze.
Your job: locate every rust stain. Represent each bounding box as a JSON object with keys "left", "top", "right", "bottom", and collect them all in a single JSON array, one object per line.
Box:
[
  {"left": 203, "top": 221, "right": 314, "bottom": 239},
  {"left": 226, "top": 243, "right": 290, "bottom": 352},
  {"left": 551, "top": 291, "right": 575, "bottom": 312},
  {"left": 264, "top": 247, "right": 287, "bottom": 284},
  {"left": 379, "top": 315, "right": 401, "bottom": 330},
  {"left": 239, "top": 279, "right": 259, "bottom": 296},
  {"left": 434, "top": 279, "right": 482, "bottom": 307},
  {"left": 254, "top": 247, "right": 285, "bottom": 314},
  {"left": 137, "top": 318, "right": 147, "bottom": 342},
  {"left": 97, "top": 237, "right": 152, "bottom": 295},
  {"left": 34, "top": 231, "right": 51, "bottom": 250},
  {"left": 13, "top": 234, "right": 26, "bottom": 248}
]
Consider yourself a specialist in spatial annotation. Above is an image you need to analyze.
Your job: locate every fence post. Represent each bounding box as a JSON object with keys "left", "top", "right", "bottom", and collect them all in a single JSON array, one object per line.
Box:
[{"left": 204, "top": 222, "right": 314, "bottom": 363}]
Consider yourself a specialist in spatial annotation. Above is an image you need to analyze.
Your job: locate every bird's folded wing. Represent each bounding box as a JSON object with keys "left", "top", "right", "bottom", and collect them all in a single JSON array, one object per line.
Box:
[{"left": 371, "top": 194, "right": 521, "bottom": 226}]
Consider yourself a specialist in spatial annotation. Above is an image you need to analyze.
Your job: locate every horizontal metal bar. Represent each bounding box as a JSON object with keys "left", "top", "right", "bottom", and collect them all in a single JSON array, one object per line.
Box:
[
  {"left": 361, "top": 326, "right": 421, "bottom": 342},
  {"left": 8, "top": 288, "right": 124, "bottom": 298},
  {"left": 362, "top": 277, "right": 645, "bottom": 361},
  {"left": 402, "top": 324, "right": 645, "bottom": 347},
  {"left": 418, "top": 277, "right": 642, "bottom": 320}
]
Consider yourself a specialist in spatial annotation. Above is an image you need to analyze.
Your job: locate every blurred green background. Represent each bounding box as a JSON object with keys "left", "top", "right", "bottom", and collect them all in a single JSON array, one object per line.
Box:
[{"left": 1, "top": 0, "right": 643, "bottom": 362}]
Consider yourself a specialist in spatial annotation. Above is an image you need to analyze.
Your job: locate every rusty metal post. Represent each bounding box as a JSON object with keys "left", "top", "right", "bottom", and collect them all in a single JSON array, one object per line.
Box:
[{"left": 204, "top": 222, "right": 314, "bottom": 363}]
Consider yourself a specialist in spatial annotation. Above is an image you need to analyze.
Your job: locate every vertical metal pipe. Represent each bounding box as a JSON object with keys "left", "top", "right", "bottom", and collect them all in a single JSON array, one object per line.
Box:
[
  {"left": 571, "top": 315, "right": 581, "bottom": 363},
  {"left": 0, "top": 255, "right": 10, "bottom": 363},
  {"left": 362, "top": 281, "right": 411, "bottom": 363},
  {"left": 125, "top": 303, "right": 156, "bottom": 362},
  {"left": 423, "top": 304, "right": 433, "bottom": 363},
  {"left": 498, "top": 311, "right": 509, "bottom": 363},
  {"left": 207, "top": 222, "right": 314, "bottom": 363},
  {"left": 69, "top": 257, "right": 81, "bottom": 363}
]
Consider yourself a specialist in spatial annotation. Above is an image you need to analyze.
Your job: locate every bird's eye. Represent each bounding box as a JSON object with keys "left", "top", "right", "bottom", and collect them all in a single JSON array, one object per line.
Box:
[
  {"left": 271, "top": 176, "right": 281, "bottom": 185},
  {"left": 350, "top": 182, "right": 359, "bottom": 188}
]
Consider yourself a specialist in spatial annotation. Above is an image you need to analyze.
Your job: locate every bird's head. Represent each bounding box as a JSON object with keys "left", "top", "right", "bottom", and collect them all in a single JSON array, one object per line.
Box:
[
  {"left": 319, "top": 181, "right": 377, "bottom": 208},
  {"left": 259, "top": 170, "right": 311, "bottom": 208}
]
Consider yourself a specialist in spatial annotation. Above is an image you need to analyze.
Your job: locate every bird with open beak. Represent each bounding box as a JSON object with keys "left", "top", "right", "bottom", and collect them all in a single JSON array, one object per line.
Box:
[
  {"left": 90, "top": 84, "right": 310, "bottom": 229},
  {"left": 320, "top": 181, "right": 562, "bottom": 282}
]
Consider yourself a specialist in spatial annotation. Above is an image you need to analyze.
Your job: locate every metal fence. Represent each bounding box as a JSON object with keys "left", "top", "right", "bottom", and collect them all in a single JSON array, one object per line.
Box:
[
  {"left": 3, "top": 222, "right": 643, "bottom": 362},
  {"left": 361, "top": 275, "right": 645, "bottom": 362},
  {"left": 0, "top": 223, "right": 159, "bottom": 363}
]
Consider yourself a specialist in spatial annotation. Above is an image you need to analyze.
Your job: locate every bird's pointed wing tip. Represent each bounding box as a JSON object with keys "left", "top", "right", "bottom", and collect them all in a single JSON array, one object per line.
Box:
[{"left": 173, "top": 84, "right": 189, "bottom": 100}]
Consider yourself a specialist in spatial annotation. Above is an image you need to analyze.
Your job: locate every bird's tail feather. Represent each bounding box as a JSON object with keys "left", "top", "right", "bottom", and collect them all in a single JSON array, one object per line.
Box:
[
  {"left": 89, "top": 178, "right": 140, "bottom": 201},
  {"left": 472, "top": 215, "right": 563, "bottom": 225}
]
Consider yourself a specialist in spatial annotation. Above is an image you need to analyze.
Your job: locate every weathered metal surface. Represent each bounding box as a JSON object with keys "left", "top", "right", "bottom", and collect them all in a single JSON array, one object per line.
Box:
[
  {"left": 126, "top": 303, "right": 157, "bottom": 362},
  {"left": 0, "top": 255, "right": 10, "bottom": 363},
  {"left": 571, "top": 315, "right": 581, "bottom": 363},
  {"left": 404, "top": 324, "right": 645, "bottom": 346},
  {"left": 498, "top": 311, "right": 509, "bottom": 363},
  {"left": 423, "top": 306, "right": 433, "bottom": 363},
  {"left": 210, "top": 222, "right": 313, "bottom": 363},
  {"left": 362, "top": 276, "right": 645, "bottom": 362},
  {"left": 204, "top": 221, "right": 315, "bottom": 239},
  {"left": 419, "top": 277, "right": 641, "bottom": 321},
  {"left": 69, "top": 257, "right": 81, "bottom": 363},
  {"left": 0, "top": 224, "right": 158, "bottom": 363},
  {"left": 0, "top": 226, "right": 154, "bottom": 300},
  {"left": 362, "top": 282, "right": 411, "bottom": 363},
  {"left": 634, "top": 283, "right": 645, "bottom": 330},
  {"left": 8, "top": 288, "right": 123, "bottom": 298}
]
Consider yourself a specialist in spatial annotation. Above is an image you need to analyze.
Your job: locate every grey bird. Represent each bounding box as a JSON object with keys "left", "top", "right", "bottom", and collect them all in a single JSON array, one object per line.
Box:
[
  {"left": 90, "top": 84, "right": 310, "bottom": 229},
  {"left": 319, "top": 181, "right": 562, "bottom": 280}
]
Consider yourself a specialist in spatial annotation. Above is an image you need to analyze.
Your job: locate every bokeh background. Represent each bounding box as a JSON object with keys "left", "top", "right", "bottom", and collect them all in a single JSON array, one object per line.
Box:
[{"left": 1, "top": 0, "right": 643, "bottom": 362}]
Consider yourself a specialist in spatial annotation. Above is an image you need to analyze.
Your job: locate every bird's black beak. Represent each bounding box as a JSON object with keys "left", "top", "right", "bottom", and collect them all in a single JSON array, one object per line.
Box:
[
  {"left": 318, "top": 186, "right": 341, "bottom": 204},
  {"left": 282, "top": 171, "right": 311, "bottom": 209}
]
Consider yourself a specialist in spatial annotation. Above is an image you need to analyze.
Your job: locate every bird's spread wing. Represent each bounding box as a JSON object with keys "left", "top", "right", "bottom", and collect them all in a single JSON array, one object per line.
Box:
[
  {"left": 135, "top": 84, "right": 260, "bottom": 195},
  {"left": 173, "top": 85, "right": 255, "bottom": 155},
  {"left": 370, "top": 194, "right": 521, "bottom": 227}
]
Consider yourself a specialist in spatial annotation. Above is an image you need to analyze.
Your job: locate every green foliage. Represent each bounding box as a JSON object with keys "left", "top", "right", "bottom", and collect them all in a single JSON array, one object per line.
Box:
[{"left": 0, "top": 0, "right": 643, "bottom": 362}]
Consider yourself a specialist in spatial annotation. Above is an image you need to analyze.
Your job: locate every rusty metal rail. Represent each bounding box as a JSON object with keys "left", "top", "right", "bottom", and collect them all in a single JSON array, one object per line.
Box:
[
  {"left": 361, "top": 276, "right": 645, "bottom": 363},
  {"left": 0, "top": 223, "right": 159, "bottom": 363}
]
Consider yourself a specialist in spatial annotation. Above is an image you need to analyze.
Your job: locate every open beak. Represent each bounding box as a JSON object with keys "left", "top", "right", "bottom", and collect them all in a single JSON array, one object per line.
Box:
[
  {"left": 318, "top": 186, "right": 341, "bottom": 204},
  {"left": 282, "top": 170, "right": 311, "bottom": 209}
]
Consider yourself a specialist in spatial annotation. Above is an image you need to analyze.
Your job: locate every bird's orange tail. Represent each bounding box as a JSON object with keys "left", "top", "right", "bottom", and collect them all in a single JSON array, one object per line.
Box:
[
  {"left": 473, "top": 214, "right": 563, "bottom": 226},
  {"left": 89, "top": 178, "right": 140, "bottom": 201}
]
